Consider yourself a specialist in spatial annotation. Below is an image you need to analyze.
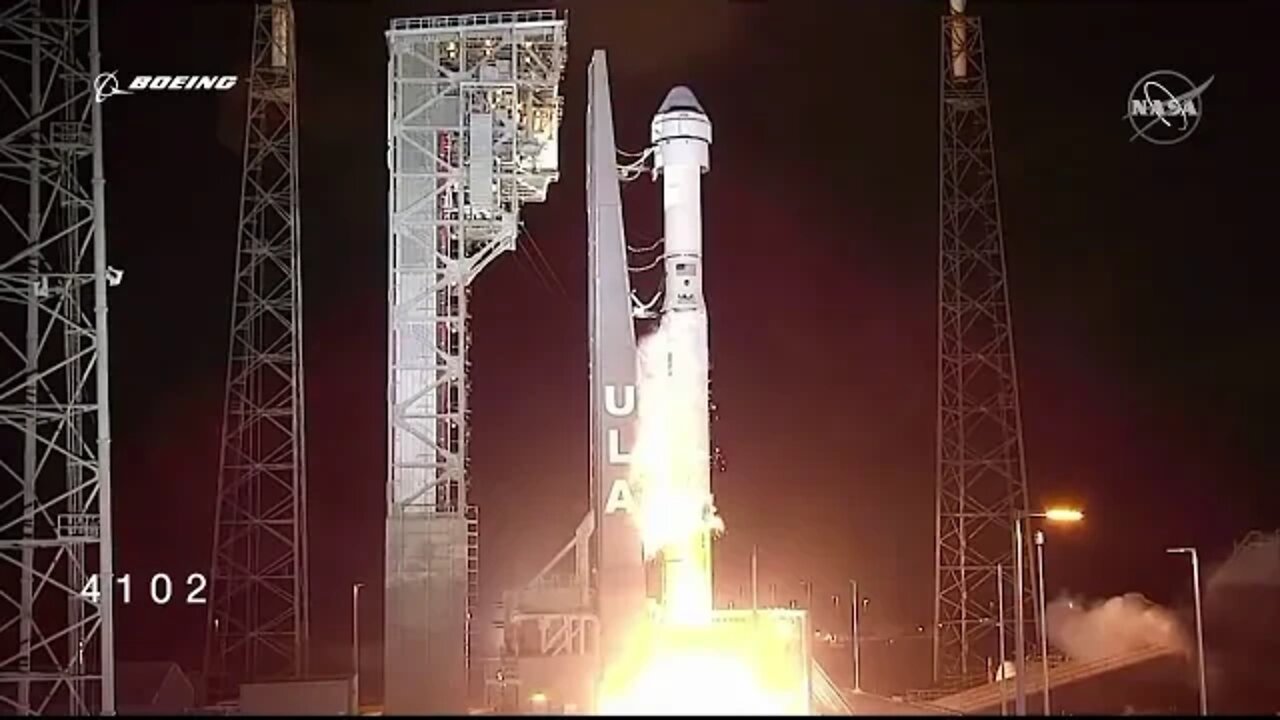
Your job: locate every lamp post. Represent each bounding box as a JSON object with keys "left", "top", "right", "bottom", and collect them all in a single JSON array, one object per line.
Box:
[
  {"left": 751, "top": 545, "right": 759, "bottom": 612},
  {"left": 849, "top": 580, "right": 863, "bottom": 693},
  {"left": 352, "top": 583, "right": 363, "bottom": 713},
  {"left": 1034, "top": 530, "right": 1050, "bottom": 716},
  {"left": 1013, "top": 516, "right": 1027, "bottom": 716},
  {"left": 997, "top": 563, "right": 1007, "bottom": 716},
  {"left": 1168, "top": 547, "right": 1208, "bottom": 716},
  {"left": 1012, "top": 507, "right": 1083, "bottom": 716}
]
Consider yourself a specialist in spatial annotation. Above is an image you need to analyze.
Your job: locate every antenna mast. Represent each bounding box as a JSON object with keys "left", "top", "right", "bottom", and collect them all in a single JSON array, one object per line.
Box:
[
  {"left": 933, "top": 0, "right": 1039, "bottom": 688},
  {"left": 206, "top": 0, "right": 309, "bottom": 699}
]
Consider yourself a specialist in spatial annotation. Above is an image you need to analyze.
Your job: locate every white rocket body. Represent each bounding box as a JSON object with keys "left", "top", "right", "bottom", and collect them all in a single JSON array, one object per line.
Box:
[{"left": 650, "top": 87, "right": 714, "bottom": 623}]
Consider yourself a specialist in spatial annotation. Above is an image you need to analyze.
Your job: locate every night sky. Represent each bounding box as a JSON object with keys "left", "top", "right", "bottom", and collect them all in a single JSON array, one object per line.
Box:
[{"left": 99, "top": 0, "right": 1276, "bottom": 693}]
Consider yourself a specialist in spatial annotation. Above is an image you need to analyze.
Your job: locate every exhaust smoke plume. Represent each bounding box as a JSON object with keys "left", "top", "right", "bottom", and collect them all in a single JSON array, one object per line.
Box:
[
  {"left": 1046, "top": 592, "right": 1189, "bottom": 663},
  {"left": 629, "top": 315, "right": 722, "bottom": 561}
]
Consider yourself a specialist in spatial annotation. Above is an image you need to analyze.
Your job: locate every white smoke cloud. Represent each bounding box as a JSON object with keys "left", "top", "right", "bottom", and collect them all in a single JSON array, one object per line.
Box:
[
  {"left": 1046, "top": 592, "right": 1190, "bottom": 663},
  {"left": 629, "top": 314, "right": 720, "bottom": 560}
]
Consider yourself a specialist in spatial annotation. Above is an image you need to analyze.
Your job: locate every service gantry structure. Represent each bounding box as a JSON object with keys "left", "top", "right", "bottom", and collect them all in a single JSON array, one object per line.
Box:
[
  {"left": 0, "top": 0, "right": 117, "bottom": 714},
  {"left": 383, "top": 10, "right": 567, "bottom": 714}
]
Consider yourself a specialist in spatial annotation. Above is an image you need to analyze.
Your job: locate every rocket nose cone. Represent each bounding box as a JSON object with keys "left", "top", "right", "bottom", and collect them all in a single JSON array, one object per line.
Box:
[{"left": 658, "top": 85, "right": 704, "bottom": 114}]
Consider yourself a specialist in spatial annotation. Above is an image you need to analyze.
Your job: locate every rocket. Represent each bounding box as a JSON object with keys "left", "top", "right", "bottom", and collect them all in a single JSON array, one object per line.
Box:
[
  {"left": 650, "top": 87, "right": 716, "bottom": 623},
  {"left": 586, "top": 69, "right": 718, "bottom": 681}
]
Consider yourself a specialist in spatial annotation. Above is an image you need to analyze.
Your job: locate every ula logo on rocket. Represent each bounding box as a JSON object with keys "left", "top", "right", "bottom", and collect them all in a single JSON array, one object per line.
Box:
[{"left": 603, "top": 384, "right": 638, "bottom": 515}]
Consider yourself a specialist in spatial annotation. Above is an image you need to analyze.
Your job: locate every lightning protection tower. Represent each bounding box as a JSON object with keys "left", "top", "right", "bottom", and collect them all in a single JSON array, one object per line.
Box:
[
  {"left": 205, "top": 0, "right": 308, "bottom": 699},
  {"left": 933, "top": 0, "right": 1038, "bottom": 689},
  {"left": 0, "top": 0, "right": 117, "bottom": 714},
  {"left": 384, "top": 11, "right": 567, "bottom": 714}
]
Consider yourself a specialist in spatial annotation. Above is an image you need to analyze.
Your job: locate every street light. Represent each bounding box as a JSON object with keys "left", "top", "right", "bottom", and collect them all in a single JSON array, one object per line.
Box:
[
  {"left": 1012, "top": 507, "right": 1083, "bottom": 716},
  {"left": 352, "top": 583, "right": 364, "bottom": 713},
  {"left": 1043, "top": 508, "right": 1083, "bottom": 523},
  {"left": 848, "top": 580, "right": 864, "bottom": 693},
  {"left": 1034, "top": 530, "right": 1049, "bottom": 716},
  {"left": 751, "top": 545, "right": 759, "bottom": 612},
  {"left": 1168, "top": 547, "right": 1208, "bottom": 716},
  {"left": 997, "top": 563, "right": 1007, "bottom": 716}
]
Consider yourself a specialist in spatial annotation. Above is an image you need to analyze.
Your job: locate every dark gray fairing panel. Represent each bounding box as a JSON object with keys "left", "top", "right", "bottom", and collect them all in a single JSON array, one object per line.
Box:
[{"left": 587, "top": 50, "right": 648, "bottom": 671}]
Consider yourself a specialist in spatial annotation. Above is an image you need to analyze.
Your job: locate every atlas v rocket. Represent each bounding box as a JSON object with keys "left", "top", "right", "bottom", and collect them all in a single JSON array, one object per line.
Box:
[
  {"left": 587, "top": 49, "right": 715, "bottom": 672},
  {"left": 649, "top": 86, "right": 716, "bottom": 623}
]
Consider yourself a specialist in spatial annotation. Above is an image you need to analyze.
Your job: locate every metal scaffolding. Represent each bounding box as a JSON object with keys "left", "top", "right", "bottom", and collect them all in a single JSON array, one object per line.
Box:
[
  {"left": 205, "top": 0, "right": 308, "bottom": 699},
  {"left": 384, "top": 10, "right": 566, "bottom": 713},
  {"left": 0, "top": 0, "right": 116, "bottom": 714},
  {"left": 933, "top": 5, "right": 1038, "bottom": 688}
]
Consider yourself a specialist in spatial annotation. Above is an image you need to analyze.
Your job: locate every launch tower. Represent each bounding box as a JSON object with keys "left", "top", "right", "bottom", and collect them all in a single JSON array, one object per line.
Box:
[
  {"left": 0, "top": 0, "right": 117, "bottom": 713},
  {"left": 933, "top": 0, "right": 1038, "bottom": 690},
  {"left": 383, "top": 11, "right": 567, "bottom": 714},
  {"left": 206, "top": 0, "right": 309, "bottom": 698}
]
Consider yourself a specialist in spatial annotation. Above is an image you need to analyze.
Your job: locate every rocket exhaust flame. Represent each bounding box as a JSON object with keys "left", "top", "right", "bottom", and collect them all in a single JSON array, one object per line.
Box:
[
  {"left": 631, "top": 315, "right": 722, "bottom": 625},
  {"left": 632, "top": 317, "right": 723, "bottom": 557}
]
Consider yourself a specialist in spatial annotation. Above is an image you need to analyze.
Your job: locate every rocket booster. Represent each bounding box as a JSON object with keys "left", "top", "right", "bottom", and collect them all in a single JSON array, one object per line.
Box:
[{"left": 650, "top": 87, "right": 715, "bottom": 623}]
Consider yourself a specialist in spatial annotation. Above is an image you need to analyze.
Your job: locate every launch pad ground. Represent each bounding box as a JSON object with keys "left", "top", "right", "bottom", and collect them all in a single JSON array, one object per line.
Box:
[
  {"left": 597, "top": 609, "right": 813, "bottom": 715},
  {"left": 495, "top": 606, "right": 815, "bottom": 715}
]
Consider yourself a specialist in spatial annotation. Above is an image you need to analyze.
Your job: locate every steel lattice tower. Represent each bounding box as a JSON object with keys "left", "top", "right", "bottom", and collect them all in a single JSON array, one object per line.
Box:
[
  {"left": 205, "top": 0, "right": 308, "bottom": 699},
  {"left": 933, "top": 1, "right": 1038, "bottom": 687},
  {"left": 0, "top": 0, "right": 116, "bottom": 714},
  {"left": 384, "top": 11, "right": 566, "bottom": 714}
]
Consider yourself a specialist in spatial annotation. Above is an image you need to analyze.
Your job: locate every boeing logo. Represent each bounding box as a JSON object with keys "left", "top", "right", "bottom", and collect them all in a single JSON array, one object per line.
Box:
[{"left": 93, "top": 72, "right": 239, "bottom": 103}]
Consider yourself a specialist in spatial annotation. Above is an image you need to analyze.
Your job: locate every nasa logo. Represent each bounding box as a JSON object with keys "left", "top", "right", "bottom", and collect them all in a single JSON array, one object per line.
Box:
[{"left": 1124, "top": 70, "right": 1214, "bottom": 145}]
